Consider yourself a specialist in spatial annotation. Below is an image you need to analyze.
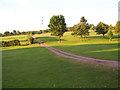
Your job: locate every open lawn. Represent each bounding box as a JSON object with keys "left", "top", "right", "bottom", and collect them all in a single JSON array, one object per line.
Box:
[{"left": 2, "top": 31, "right": 119, "bottom": 88}]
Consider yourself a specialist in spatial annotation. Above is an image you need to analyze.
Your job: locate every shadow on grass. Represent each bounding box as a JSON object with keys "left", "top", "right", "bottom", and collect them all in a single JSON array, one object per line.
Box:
[
  {"left": 3, "top": 42, "right": 119, "bottom": 61},
  {"left": 37, "top": 37, "right": 65, "bottom": 42},
  {"left": 87, "top": 35, "right": 120, "bottom": 39},
  {"left": 53, "top": 43, "right": 119, "bottom": 61}
]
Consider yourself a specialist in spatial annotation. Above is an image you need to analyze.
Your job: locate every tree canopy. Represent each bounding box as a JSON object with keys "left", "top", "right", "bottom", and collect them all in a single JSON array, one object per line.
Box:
[
  {"left": 115, "top": 21, "right": 120, "bottom": 34},
  {"left": 48, "top": 15, "right": 67, "bottom": 42},
  {"left": 95, "top": 22, "right": 109, "bottom": 36},
  {"left": 71, "top": 16, "right": 89, "bottom": 40},
  {"left": 80, "top": 16, "right": 87, "bottom": 23}
]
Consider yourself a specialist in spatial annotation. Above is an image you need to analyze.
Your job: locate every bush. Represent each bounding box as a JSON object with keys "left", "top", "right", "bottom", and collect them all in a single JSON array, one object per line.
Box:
[
  {"left": 2, "top": 39, "right": 20, "bottom": 47},
  {"left": 27, "top": 34, "right": 35, "bottom": 44}
]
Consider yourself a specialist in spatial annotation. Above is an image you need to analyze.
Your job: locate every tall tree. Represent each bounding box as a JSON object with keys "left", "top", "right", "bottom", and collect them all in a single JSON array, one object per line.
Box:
[
  {"left": 71, "top": 22, "right": 89, "bottom": 40},
  {"left": 95, "top": 22, "right": 109, "bottom": 37},
  {"left": 115, "top": 21, "right": 120, "bottom": 34},
  {"left": 48, "top": 15, "right": 67, "bottom": 42}
]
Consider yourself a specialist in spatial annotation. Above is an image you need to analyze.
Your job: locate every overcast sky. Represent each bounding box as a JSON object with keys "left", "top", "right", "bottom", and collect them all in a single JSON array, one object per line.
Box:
[{"left": 0, "top": 0, "right": 119, "bottom": 33}]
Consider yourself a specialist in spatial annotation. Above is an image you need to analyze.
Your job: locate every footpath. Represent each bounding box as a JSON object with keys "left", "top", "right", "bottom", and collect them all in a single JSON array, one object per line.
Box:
[{"left": 40, "top": 44, "right": 120, "bottom": 67}]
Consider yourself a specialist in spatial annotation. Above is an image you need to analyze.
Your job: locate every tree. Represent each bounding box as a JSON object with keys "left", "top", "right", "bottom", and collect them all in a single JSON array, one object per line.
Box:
[
  {"left": 21, "top": 31, "right": 26, "bottom": 35},
  {"left": 80, "top": 16, "right": 87, "bottom": 23},
  {"left": 107, "top": 24, "right": 113, "bottom": 40},
  {"left": 4, "top": 31, "right": 10, "bottom": 36},
  {"left": 17, "top": 31, "right": 21, "bottom": 35},
  {"left": 90, "top": 26, "right": 95, "bottom": 30},
  {"left": 115, "top": 21, "right": 120, "bottom": 34},
  {"left": 27, "top": 34, "right": 34, "bottom": 44},
  {"left": 107, "top": 30, "right": 113, "bottom": 41},
  {"left": 71, "top": 22, "right": 89, "bottom": 40},
  {"left": 95, "top": 22, "right": 109, "bottom": 37},
  {"left": 13, "top": 30, "right": 17, "bottom": 35},
  {"left": 48, "top": 15, "right": 67, "bottom": 42},
  {"left": 71, "top": 16, "right": 89, "bottom": 41}
]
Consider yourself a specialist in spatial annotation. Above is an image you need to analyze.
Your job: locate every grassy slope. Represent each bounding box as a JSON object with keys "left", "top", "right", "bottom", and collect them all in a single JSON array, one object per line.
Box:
[
  {"left": 2, "top": 31, "right": 119, "bottom": 88},
  {"left": 39, "top": 31, "right": 119, "bottom": 61},
  {"left": 3, "top": 46, "right": 118, "bottom": 88}
]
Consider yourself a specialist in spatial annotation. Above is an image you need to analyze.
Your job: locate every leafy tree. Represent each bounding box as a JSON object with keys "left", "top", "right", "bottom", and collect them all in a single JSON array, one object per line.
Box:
[
  {"left": 107, "top": 30, "right": 113, "bottom": 40},
  {"left": 80, "top": 16, "right": 87, "bottom": 23},
  {"left": 95, "top": 22, "right": 109, "bottom": 37},
  {"left": 115, "top": 21, "right": 120, "bottom": 34},
  {"left": 4, "top": 31, "right": 10, "bottom": 36},
  {"left": 71, "top": 22, "right": 89, "bottom": 40},
  {"left": 13, "top": 30, "right": 17, "bottom": 35},
  {"left": 71, "top": 16, "right": 89, "bottom": 40},
  {"left": 48, "top": 15, "right": 67, "bottom": 42},
  {"left": 21, "top": 31, "right": 26, "bottom": 35},
  {"left": 10, "top": 32, "right": 14, "bottom": 35}
]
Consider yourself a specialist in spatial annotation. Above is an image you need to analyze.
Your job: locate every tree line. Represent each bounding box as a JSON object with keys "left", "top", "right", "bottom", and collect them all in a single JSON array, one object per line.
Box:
[
  {"left": 0, "top": 29, "right": 50, "bottom": 37},
  {"left": 1, "top": 15, "right": 120, "bottom": 41},
  {"left": 48, "top": 15, "right": 120, "bottom": 41}
]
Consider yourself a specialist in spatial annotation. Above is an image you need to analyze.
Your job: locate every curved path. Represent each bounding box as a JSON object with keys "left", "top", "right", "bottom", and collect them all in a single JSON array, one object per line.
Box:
[{"left": 40, "top": 44, "right": 120, "bottom": 67}]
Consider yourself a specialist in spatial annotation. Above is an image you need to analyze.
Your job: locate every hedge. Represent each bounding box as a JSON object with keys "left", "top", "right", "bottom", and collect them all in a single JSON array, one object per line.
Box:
[{"left": 2, "top": 39, "right": 20, "bottom": 47}]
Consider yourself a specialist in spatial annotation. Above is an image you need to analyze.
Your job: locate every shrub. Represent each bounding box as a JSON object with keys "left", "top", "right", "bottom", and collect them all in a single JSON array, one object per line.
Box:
[
  {"left": 2, "top": 39, "right": 20, "bottom": 47},
  {"left": 27, "top": 34, "right": 34, "bottom": 44}
]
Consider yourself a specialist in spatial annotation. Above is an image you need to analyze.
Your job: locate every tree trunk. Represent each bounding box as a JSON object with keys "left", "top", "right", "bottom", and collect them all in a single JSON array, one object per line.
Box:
[
  {"left": 102, "top": 34, "right": 105, "bottom": 38},
  {"left": 58, "top": 36, "right": 61, "bottom": 43}
]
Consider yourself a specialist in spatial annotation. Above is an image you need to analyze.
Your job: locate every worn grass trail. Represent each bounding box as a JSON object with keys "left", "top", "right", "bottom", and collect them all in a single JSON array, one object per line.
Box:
[{"left": 40, "top": 44, "right": 119, "bottom": 67}]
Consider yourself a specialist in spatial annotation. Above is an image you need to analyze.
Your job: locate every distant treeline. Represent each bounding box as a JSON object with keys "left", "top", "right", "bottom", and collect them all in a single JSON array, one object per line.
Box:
[
  {"left": 0, "top": 29, "right": 50, "bottom": 37},
  {"left": 0, "top": 20, "right": 119, "bottom": 37}
]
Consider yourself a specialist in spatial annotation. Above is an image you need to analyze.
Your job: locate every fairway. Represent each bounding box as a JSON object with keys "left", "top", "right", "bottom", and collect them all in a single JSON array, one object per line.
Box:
[
  {"left": 2, "top": 31, "right": 119, "bottom": 88},
  {"left": 2, "top": 46, "right": 118, "bottom": 88},
  {"left": 1, "top": 0, "right": 119, "bottom": 88}
]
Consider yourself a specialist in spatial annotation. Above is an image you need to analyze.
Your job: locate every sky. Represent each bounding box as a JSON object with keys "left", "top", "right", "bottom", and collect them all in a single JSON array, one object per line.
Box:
[{"left": 0, "top": 0, "right": 119, "bottom": 33}]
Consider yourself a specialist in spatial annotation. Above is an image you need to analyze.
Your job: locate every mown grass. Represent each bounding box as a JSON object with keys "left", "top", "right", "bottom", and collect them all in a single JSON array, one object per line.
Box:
[
  {"left": 2, "top": 46, "right": 118, "bottom": 88},
  {"left": 2, "top": 31, "right": 119, "bottom": 88},
  {"left": 38, "top": 31, "right": 119, "bottom": 61}
]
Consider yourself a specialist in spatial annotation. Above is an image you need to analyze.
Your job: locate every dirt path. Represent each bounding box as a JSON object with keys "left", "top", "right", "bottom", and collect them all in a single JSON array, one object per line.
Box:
[{"left": 40, "top": 44, "right": 120, "bottom": 67}]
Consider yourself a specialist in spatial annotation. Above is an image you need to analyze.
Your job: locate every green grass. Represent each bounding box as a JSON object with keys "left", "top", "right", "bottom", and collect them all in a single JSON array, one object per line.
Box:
[
  {"left": 2, "top": 46, "right": 118, "bottom": 88},
  {"left": 37, "top": 31, "right": 119, "bottom": 61},
  {"left": 2, "top": 31, "right": 119, "bottom": 88}
]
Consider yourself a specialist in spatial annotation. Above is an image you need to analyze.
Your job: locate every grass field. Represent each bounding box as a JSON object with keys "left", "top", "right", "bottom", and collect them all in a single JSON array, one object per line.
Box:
[{"left": 2, "top": 31, "right": 119, "bottom": 88}]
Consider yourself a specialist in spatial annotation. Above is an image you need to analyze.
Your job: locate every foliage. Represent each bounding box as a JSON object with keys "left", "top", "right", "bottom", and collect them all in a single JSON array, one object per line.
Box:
[
  {"left": 2, "top": 39, "right": 20, "bottom": 47},
  {"left": 4, "top": 31, "right": 10, "bottom": 36},
  {"left": 13, "top": 30, "right": 17, "bottom": 35},
  {"left": 115, "top": 21, "right": 120, "bottom": 34},
  {"left": 48, "top": 15, "right": 67, "bottom": 42},
  {"left": 66, "top": 27, "right": 74, "bottom": 31},
  {"left": 72, "top": 22, "right": 89, "bottom": 37},
  {"left": 80, "top": 16, "right": 87, "bottom": 22},
  {"left": 107, "top": 25, "right": 113, "bottom": 40},
  {"left": 90, "top": 25, "right": 95, "bottom": 30},
  {"left": 42, "top": 29, "right": 49, "bottom": 33},
  {"left": 71, "top": 16, "right": 89, "bottom": 40},
  {"left": 95, "top": 22, "right": 109, "bottom": 37},
  {"left": 107, "top": 30, "right": 113, "bottom": 40},
  {"left": 2, "top": 31, "right": 118, "bottom": 88},
  {"left": 27, "top": 34, "right": 34, "bottom": 44}
]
